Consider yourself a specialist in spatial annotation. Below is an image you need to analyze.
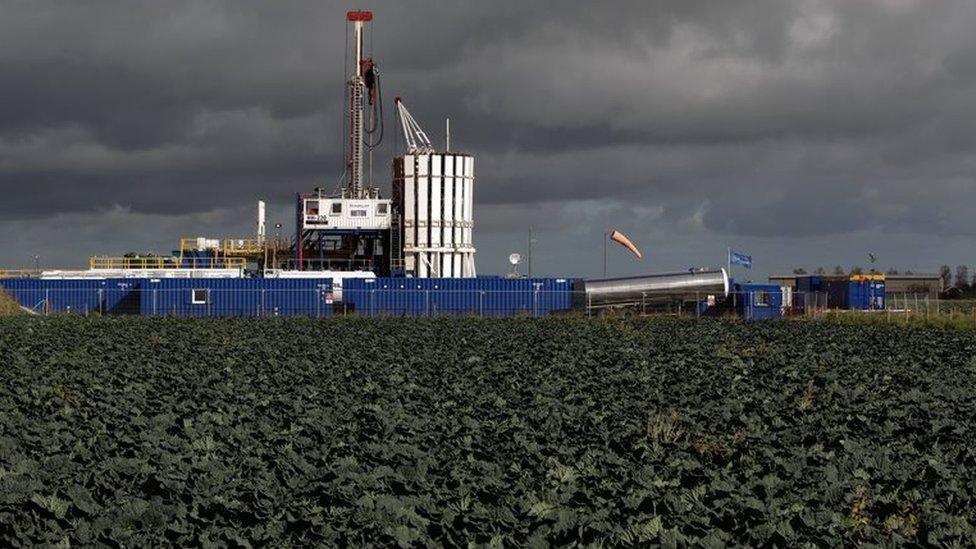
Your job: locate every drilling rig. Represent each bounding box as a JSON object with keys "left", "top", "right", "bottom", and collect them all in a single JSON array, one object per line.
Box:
[{"left": 292, "top": 10, "right": 392, "bottom": 274}]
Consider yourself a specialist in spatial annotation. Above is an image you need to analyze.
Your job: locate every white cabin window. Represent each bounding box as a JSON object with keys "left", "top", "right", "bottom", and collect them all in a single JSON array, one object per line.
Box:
[
  {"left": 191, "top": 289, "right": 209, "bottom": 304},
  {"left": 350, "top": 209, "right": 367, "bottom": 217},
  {"left": 305, "top": 200, "right": 319, "bottom": 215},
  {"left": 753, "top": 291, "right": 770, "bottom": 307},
  {"left": 377, "top": 203, "right": 388, "bottom": 215},
  {"left": 331, "top": 202, "right": 343, "bottom": 215}
]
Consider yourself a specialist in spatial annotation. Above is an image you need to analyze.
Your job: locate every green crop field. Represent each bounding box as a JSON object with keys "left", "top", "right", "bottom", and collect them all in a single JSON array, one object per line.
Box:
[{"left": 1, "top": 316, "right": 975, "bottom": 546}]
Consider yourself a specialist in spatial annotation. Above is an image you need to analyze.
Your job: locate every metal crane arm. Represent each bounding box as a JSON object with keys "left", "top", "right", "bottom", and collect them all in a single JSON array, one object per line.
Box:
[{"left": 394, "top": 98, "right": 434, "bottom": 154}]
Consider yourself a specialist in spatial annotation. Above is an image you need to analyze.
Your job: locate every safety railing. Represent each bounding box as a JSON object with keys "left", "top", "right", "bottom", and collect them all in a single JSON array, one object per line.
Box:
[
  {"left": 89, "top": 256, "right": 247, "bottom": 270},
  {"left": 285, "top": 258, "right": 375, "bottom": 271},
  {"left": 0, "top": 288, "right": 810, "bottom": 319},
  {"left": 0, "top": 288, "right": 576, "bottom": 318},
  {"left": 222, "top": 239, "right": 265, "bottom": 255},
  {"left": 179, "top": 237, "right": 291, "bottom": 257}
]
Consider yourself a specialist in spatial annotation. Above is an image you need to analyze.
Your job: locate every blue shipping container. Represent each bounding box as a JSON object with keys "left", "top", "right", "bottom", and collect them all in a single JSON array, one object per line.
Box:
[
  {"left": 342, "top": 277, "right": 575, "bottom": 317},
  {"left": 794, "top": 275, "right": 824, "bottom": 309},
  {"left": 827, "top": 278, "right": 885, "bottom": 310},
  {"left": 1, "top": 276, "right": 578, "bottom": 318},
  {"left": 140, "top": 278, "right": 333, "bottom": 317},
  {"left": 0, "top": 278, "right": 142, "bottom": 314}
]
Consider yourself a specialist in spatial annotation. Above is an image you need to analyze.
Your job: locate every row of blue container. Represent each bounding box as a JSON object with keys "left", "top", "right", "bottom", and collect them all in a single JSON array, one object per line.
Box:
[
  {"left": 796, "top": 275, "right": 885, "bottom": 310},
  {"left": 342, "top": 278, "right": 574, "bottom": 316},
  {"left": 0, "top": 277, "right": 576, "bottom": 318},
  {"left": 729, "top": 275, "right": 884, "bottom": 318},
  {"left": 0, "top": 278, "right": 335, "bottom": 317}
]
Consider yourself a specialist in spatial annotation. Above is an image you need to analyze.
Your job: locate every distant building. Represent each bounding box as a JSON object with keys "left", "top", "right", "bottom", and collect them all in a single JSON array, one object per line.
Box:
[{"left": 769, "top": 274, "right": 942, "bottom": 299}]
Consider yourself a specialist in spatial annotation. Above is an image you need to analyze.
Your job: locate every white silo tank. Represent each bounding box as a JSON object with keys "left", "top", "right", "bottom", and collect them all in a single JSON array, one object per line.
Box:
[{"left": 393, "top": 152, "right": 476, "bottom": 278}]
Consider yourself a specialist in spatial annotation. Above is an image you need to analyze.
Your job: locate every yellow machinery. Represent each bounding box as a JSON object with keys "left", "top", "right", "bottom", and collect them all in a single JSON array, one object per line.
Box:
[
  {"left": 222, "top": 239, "right": 264, "bottom": 256},
  {"left": 0, "top": 269, "right": 41, "bottom": 279},
  {"left": 176, "top": 236, "right": 292, "bottom": 269}
]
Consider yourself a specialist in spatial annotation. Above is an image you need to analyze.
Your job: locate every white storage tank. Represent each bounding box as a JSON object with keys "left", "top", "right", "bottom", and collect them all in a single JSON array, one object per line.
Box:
[{"left": 393, "top": 152, "right": 476, "bottom": 277}]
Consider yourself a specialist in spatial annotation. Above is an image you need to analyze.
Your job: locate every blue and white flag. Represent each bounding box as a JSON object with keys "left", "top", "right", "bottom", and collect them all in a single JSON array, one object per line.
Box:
[{"left": 729, "top": 250, "right": 752, "bottom": 269}]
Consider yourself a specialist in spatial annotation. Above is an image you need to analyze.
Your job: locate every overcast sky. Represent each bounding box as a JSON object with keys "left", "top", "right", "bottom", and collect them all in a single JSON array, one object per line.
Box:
[{"left": 1, "top": 0, "right": 974, "bottom": 279}]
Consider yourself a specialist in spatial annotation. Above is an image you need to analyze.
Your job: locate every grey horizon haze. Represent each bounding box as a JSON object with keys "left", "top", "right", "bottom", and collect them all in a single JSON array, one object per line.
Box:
[{"left": 1, "top": 0, "right": 974, "bottom": 279}]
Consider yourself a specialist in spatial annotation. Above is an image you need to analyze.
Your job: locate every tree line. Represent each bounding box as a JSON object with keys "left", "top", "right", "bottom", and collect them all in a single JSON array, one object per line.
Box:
[
  {"left": 790, "top": 266, "right": 915, "bottom": 276},
  {"left": 938, "top": 265, "right": 976, "bottom": 294}
]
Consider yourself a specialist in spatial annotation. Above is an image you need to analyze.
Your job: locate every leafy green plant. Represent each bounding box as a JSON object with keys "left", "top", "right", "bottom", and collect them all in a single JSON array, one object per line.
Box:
[{"left": 0, "top": 316, "right": 973, "bottom": 546}]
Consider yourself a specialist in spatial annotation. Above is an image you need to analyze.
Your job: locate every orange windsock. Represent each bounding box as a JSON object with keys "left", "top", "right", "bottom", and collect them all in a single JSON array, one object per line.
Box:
[{"left": 610, "top": 230, "right": 643, "bottom": 260}]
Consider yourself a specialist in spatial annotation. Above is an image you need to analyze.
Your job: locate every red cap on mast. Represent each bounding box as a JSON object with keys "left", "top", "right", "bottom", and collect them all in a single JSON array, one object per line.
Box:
[{"left": 346, "top": 10, "right": 373, "bottom": 22}]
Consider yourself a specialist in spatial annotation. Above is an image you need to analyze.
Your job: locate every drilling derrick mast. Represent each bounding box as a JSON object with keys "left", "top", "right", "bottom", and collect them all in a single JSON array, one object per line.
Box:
[
  {"left": 291, "top": 10, "right": 391, "bottom": 275},
  {"left": 347, "top": 10, "right": 380, "bottom": 198}
]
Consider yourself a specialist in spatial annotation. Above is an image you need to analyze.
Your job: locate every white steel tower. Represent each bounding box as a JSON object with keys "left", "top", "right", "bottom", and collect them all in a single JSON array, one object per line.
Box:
[
  {"left": 346, "top": 10, "right": 377, "bottom": 198},
  {"left": 392, "top": 99, "right": 476, "bottom": 278}
]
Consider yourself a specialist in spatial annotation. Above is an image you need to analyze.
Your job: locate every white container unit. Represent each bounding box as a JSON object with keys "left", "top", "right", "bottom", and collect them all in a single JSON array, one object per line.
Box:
[
  {"left": 264, "top": 269, "right": 376, "bottom": 301},
  {"left": 394, "top": 152, "right": 476, "bottom": 278},
  {"left": 301, "top": 197, "right": 391, "bottom": 231}
]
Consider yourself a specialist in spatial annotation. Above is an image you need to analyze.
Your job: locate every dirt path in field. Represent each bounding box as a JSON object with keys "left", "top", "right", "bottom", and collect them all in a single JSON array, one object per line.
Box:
[{"left": 0, "top": 290, "right": 22, "bottom": 315}]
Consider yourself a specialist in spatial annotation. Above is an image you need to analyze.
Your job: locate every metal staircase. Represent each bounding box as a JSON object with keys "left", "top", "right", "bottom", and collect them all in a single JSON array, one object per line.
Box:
[{"left": 390, "top": 212, "right": 405, "bottom": 274}]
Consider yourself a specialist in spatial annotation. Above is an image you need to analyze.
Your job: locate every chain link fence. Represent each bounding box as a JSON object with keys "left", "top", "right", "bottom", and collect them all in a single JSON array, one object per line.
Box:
[
  {"left": 5, "top": 287, "right": 976, "bottom": 322},
  {"left": 0, "top": 288, "right": 575, "bottom": 318}
]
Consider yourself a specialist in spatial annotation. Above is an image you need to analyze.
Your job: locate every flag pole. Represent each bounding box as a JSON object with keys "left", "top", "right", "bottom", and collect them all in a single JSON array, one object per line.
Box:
[{"left": 603, "top": 232, "right": 608, "bottom": 277}]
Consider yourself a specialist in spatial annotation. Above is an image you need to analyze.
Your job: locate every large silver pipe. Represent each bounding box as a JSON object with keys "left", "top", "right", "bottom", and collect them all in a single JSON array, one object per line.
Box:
[{"left": 583, "top": 268, "right": 729, "bottom": 306}]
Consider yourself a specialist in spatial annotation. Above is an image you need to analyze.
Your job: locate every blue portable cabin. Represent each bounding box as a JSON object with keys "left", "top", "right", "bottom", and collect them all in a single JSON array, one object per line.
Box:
[
  {"left": 342, "top": 277, "right": 574, "bottom": 317},
  {"left": 0, "top": 278, "right": 142, "bottom": 315},
  {"left": 139, "top": 278, "right": 333, "bottom": 317},
  {"left": 735, "top": 283, "right": 784, "bottom": 320}
]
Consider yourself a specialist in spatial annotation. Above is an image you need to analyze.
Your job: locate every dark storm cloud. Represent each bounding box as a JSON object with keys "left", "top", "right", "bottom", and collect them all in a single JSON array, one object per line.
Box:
[{"left": 1, "top": 0, "right": 975, "bottom": 274}]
